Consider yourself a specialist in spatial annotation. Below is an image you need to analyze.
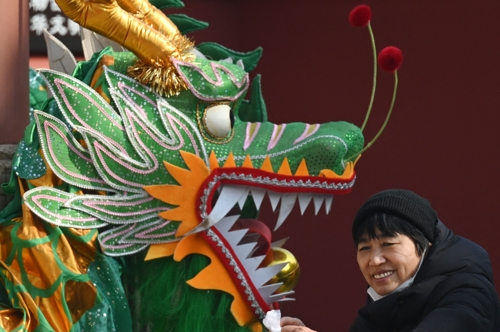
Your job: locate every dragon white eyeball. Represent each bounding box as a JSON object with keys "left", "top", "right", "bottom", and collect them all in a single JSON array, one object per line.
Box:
[{"left": 204, "top": 104, "right": 234, "bottom": 138}]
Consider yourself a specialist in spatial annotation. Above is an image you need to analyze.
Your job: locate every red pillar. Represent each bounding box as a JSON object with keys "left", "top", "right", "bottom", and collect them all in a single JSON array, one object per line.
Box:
[{"left": 0, "top": 0, "right": 29, "bottom": 144}]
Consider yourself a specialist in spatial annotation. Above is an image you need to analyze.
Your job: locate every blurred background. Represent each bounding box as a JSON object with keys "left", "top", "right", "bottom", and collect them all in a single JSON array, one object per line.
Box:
[{"left": 2, "top": 0, "right": 500, "bottom": 330}]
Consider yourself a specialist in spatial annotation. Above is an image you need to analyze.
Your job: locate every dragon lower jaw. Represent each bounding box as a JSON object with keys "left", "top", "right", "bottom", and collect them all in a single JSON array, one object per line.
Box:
[{"left": 198, "top": 182, "right": 339, "bottom": 317}]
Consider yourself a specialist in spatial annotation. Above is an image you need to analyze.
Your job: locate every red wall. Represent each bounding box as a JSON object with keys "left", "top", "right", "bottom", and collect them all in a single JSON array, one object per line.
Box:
[
  {"left": 0, "top": 0, "right": 29, "bottom": 143},
  {"left": 177, "top": 1, "right": 500, "bottom": 330}
]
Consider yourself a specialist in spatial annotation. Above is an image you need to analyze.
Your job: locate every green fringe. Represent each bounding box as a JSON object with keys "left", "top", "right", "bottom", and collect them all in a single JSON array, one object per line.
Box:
[{"left": 122, "top": 253, "right": 262, "bottom": 332}]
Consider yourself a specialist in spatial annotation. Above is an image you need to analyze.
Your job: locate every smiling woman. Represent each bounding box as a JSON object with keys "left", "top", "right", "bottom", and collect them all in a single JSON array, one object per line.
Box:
[
  {"left": 355, "top": 225, "right": 424, "bottom": 298},
  {"left": 282, "top": 189, "right": 500, "bottom": 331},
  {"left": 348, "top": 189, "right": 500, "bottom": 331}
]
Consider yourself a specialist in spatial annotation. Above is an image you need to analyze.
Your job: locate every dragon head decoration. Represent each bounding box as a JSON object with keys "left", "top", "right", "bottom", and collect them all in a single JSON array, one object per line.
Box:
[{"left": 0, "top": 1, "right": 400, "bottom": 331}]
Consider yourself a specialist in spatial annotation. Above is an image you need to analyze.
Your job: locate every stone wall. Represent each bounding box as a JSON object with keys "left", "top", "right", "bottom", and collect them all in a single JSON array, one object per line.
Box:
[{"left": 0, "top": 144, "right": 17, "bottom": 210}]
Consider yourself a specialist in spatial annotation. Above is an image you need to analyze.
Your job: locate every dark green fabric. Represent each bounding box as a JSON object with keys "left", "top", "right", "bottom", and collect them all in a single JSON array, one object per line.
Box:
[
  {"left": 72, "top": 47, "right": 114, "bottom": 84},
  {"left": 238, "top": 74, "right": 267, "bottom": 123},
  {"left": 123, "top": 253, "right": 262, "bottom": 332},
  {"left": 149, "top": 0, "right": 184, "bottom": 9},
  {"left": 0, "top": 177, "right": 22, "bottom": 223}
]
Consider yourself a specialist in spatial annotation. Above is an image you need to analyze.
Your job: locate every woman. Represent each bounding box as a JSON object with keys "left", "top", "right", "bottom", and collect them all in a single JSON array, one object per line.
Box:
[{"left": 281, "top": 189, "right": 500, "bottom": 331}]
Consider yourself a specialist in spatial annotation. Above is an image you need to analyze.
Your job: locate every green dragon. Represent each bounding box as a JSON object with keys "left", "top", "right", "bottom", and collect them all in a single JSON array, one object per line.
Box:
[{"left": 0, "top": 0, "right": 395, "bottom": 331}]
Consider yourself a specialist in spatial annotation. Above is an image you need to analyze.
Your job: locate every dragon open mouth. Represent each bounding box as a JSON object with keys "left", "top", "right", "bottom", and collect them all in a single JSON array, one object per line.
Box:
[
  {"left": 143, "top": 149, "right": 358, "bottom": 322},
  {"left": 195, "top": 158, "right": 357, "bottom": 319}
]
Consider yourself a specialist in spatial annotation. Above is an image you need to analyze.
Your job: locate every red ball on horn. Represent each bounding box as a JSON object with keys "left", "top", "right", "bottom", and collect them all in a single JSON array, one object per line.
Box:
[
  {"left": 349, "top": 5, "right": 372, "bottom": 28},
  {"left": 378, "top": 46, "right": 403, "bottom": 72}
]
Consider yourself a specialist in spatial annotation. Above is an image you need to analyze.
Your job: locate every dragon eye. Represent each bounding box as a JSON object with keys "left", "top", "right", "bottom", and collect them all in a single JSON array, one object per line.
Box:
[{"left": 204, "top": 104, "right": 233, "bottom": 138}]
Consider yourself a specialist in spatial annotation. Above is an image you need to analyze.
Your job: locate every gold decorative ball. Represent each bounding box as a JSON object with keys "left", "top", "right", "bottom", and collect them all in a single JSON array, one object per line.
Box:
[{"left": 268, "top": 247, "right": 300, "bottom": 293}]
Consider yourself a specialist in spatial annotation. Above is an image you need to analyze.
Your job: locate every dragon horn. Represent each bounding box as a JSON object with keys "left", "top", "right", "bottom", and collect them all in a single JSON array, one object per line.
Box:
[{"left": 55, "top": 0, "right": 194, "bottom": 96}]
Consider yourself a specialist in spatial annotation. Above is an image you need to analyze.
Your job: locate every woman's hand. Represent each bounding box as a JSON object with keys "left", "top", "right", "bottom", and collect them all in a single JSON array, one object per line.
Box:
[{"left": 280, "top": 316, "right": 317, "bottom": 332}]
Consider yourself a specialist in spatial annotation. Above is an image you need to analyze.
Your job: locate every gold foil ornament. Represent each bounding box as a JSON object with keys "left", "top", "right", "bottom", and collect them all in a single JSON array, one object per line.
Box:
[
  {"left": 0, "top": 177, "right": 98, "bottom": 330},
  {"left": 115, "top": 0, "right": 179, "bottom": 35},
  {"left": 55, "top": 0, "right": 194, "bottom": 96},
  {"left": 267, "top": 247, "right": 301, "bottom": 294}
]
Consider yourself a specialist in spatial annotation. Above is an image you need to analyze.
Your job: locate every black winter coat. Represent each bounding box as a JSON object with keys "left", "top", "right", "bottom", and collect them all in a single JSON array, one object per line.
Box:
[{"left": 349, "top": 221, "right": 500, "bottom": 332}]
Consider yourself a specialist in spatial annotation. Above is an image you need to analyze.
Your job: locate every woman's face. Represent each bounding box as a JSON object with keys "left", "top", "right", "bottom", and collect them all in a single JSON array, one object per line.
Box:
[{"left": 356, "top": 229, "right": 421, "bottom": 296}]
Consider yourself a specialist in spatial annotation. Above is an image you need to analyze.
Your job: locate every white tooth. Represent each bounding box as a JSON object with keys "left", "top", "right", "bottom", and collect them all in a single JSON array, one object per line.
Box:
[
  {"left": 184, "top": 218, "right": 211, "bottom": 235},
  {"left": 224, "top": 229, "right": 249, "bottom": 247},
  {"left": 275, "top": 193, "right": 297, "bottom": 231},
  {"left": 237, "top": 187, "right": 250, "bottom": 209},
  {"left": 248, "top": 245, "right": 260, "bottom": 257},
  {"left": 298, "top": 193, "right": 313, "bottom": 215},
  {"left": 233, "top": 242, "right": 257, "bottom": 260},
  {"left": 267, "top": 290, "right": 295, "bottom": 303},
  {"left": 252, "top": 263, "right": 287, "bottom": 288},
  {"left": 220, "top": 57, "right": 234, "bottom": 64},
  {"left": 259, "top": 283, "right": 283, "bottom": 304},
  {"left": 240, "top": 234, "right": 261, "bottom": 257},
  {"left": 250, "top": 187, "right": 266, "bottom": 209},
  {"left": 242, "top": 233, "right": 260, "bottom": 243},
  {"left": 267, "top": 190, "right": 281, "bottom": 211},
  {"left": 313, "top": 194, "right": 325, "bottom": 215},
  {"left": 207, "top": 185, "right": 248, "bottom": 226},
  {"left": 236, "top": 59, "right": 245, "bottom": 70},
  {"left": 242, "top": 254, "right": 266, "bottom": 273},
  {"left": 324, "top": 195, "right": 333, "bottom": 215},
  {"left": 271, "top": 238, "right": 289, "bottom": 248},
  {"left": 275, "top": 297, "right": 296, "bottom": 303},
  {"left": 374, "top": 271, "right": 393, "bottom": 279},
  {"left": 214, "top": 215, "right": 240, "bottom": 234}
]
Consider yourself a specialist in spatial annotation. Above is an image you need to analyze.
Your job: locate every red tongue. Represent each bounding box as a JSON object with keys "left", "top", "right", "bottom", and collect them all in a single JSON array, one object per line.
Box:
[{"left": 232, "top": 218, "right": 272, "bottom": 257}]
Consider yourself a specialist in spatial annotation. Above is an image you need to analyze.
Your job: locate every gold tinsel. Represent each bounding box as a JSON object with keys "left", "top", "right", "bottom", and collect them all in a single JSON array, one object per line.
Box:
[{"left": 127, "top": 33, "right": 195, "bottom": 97}]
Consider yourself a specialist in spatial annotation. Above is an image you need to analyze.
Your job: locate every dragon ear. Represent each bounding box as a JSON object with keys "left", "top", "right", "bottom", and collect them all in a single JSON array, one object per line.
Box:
[
  {"left": 42, "top": 29, "right": 77, "bottom": 74},
  {"left": 238, "top": 75, "right": 268, "bottom": 123},
  {"left": 57, "top": 0, "right": 194, "bottom": 96}
]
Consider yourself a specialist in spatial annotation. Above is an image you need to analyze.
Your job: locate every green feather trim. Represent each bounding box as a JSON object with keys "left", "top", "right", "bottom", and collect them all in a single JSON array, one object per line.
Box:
[{"left": 197, "top": 43, "right": 263, "bottom": 72}]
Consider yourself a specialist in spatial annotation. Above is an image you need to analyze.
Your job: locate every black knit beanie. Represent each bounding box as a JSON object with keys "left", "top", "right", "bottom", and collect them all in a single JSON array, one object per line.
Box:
[{"left": 353, "top": 189, "right": 438, "bottom": 242}]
